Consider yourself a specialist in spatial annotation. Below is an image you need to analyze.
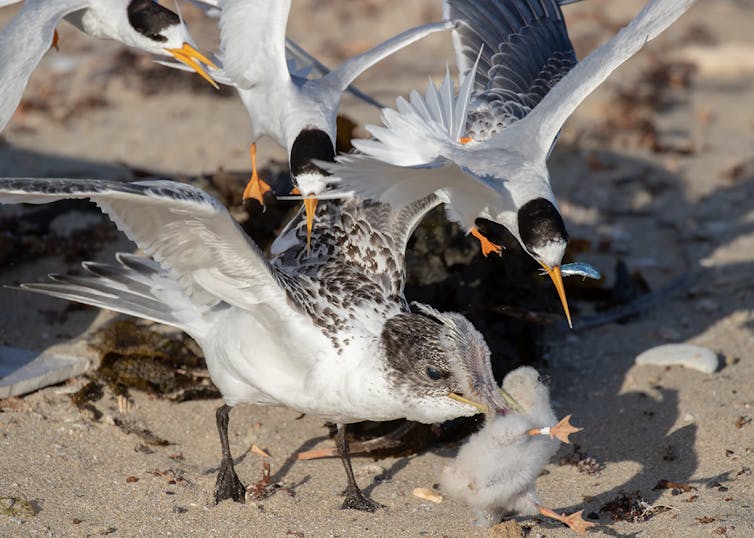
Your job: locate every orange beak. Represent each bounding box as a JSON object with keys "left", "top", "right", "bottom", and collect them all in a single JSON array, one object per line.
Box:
[
  {"left": 540, "top": 262, "right": 572, "bottom": 328},
  {"left": 166, "top": 43, "right": 219, "bottom": 89},
  {"left": 304, "top": 195, "right": 318, "bottom": 253}
]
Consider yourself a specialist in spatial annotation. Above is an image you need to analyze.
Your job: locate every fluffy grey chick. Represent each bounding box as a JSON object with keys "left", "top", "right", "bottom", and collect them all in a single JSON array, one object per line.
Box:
[{"left": 440, "top": 366, "right": 594, "bottom": 534}]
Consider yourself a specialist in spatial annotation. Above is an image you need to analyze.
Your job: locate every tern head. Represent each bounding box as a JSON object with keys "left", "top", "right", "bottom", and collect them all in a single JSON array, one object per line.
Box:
[
  {"left": 517, "top": 197, "right": 572, "bottom": 327},
  {"left": 123, "top": 0, "right": 217, "bottom": 88},
  {"left": 380, "top": 303, "right": 513, "bottom": 423},
  {"left": 289, "top": 128, "right": 336, "bottom": 251},
  {"left": 501, "top": 366, "right": 552, "bottom": 420}
]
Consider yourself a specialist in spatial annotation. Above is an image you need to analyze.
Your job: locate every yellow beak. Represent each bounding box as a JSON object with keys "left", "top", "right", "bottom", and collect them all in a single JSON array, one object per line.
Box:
[
  {"left": 304, "top": 195, "right": 318, "bottom": 254},
  {"left": 540, "top": 262, "right": 572, "bottom": 328},
  {"left": 166, "top": 43, "right": 219, "bottom": 89},
  {"left": 448, "top": 387, "right": 523, "bottom": 415},
  {"left": 448, "top": 392, "right": 488, "bottom": 413}
]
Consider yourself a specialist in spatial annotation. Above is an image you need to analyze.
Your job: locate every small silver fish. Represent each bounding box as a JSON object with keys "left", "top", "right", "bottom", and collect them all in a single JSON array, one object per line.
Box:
[{"left": 539, "top": 262, "right": 601, "bottom": 280}]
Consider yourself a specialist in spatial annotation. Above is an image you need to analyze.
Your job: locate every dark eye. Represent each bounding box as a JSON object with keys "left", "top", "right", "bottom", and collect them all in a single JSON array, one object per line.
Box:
[
  {"left": 425, "top": 366, "right": 445, "bottom": 381},
  {"left": 537, "top": 374, "right": 551, "bottom": 386}
]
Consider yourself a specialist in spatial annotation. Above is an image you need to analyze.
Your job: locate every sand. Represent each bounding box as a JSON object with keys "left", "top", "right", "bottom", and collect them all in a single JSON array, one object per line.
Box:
[{"left": 1, "top": 1, "right": 753, "bottom": 536}]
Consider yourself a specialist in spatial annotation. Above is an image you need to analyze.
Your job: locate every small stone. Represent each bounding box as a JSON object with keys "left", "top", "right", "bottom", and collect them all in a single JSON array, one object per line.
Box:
[
  {"left": 635, "top": 344, "right": 719, "bottom": 374},
  {"left": 412, "top": 487, "right": 443, "bottom": 503}
]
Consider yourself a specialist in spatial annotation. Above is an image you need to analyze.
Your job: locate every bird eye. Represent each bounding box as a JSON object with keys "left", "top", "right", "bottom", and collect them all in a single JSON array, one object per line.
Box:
[
  {"left": 425, "top": 366, "right": 445, "bottom": 381},
  {"left": 537, "top": 374, "right": 551, "bottom": 386}
]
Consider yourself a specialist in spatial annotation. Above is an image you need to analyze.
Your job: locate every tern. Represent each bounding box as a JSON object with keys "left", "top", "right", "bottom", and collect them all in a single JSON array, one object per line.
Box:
[
  {"left": 323, "top": 0, "right": 697, "bottom": 327},
  {"left": 440, "top": 366, "right": 593, "bottom": 533},
  {"left": 169, "top": 0, "right": 455, "bottom": 251},
  {"left": 0, "top": 177, "right": 512, "bottom": 511},
  {"left": 0, "top": 0, "right": 216, "bottom": 132}
]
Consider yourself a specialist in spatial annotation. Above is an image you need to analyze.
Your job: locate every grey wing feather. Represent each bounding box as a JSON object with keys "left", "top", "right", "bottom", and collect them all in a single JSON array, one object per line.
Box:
[
  {"left": 0, "top": 0, "right": 90, "bottom": 131},
  {"left": 283, "top": 39, "right": 383, "bottom": 108},
  {"left": 16, "top": 253, "right": 211, "bottom": 334},
  {"left": 445, "top": 0, "right": 576, "bottom": 137},
  {"left": 0, "top": 178, "right": 299, "bottom": 321},
  {"left": 390, "top": 194, "right": 443, "bottom": 261}
]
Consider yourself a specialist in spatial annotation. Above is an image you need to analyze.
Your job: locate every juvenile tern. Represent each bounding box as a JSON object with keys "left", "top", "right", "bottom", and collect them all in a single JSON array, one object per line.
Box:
[
  {"left": 440, "top": 366, "right": 593, "bottom": 533},
  {"left": 0, "top": 0, "right": 216, "bottom": 132},
  {"left": 0, "top": 177, "right": 512, "bottom": 511},
  {"left": 324, "top": 0, "right": 697, "bottom": 327},
  {"left": 177, "top": 0, "right": 454, "bottom": 250}
]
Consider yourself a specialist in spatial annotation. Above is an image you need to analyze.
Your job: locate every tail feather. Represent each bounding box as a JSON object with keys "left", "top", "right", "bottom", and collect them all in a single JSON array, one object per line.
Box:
[{"left": 16, "top": 253, "right": 215, "bottom": 338}]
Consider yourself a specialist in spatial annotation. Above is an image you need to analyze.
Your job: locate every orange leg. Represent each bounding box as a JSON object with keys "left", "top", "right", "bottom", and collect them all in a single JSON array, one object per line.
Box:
[
  {"left": 471, "top": 227, "right": 502, "bottom": 257},
  {"left": 51, "top": 29, "right": 59, "bottom": 51},
  {"left": 528, "top": 415, "right": 583, "bottom": 444},
  {"left": 536, "top": 505, "right": 595, "bottom": 534},
  {"left": 242, "top": 143, "right": 272, "bottom": 206}
]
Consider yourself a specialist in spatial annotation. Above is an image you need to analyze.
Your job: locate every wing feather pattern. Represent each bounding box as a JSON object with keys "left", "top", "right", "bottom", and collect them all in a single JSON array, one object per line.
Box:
[{"left": 0, "top": 178, "right": 297, "bottom": 322}]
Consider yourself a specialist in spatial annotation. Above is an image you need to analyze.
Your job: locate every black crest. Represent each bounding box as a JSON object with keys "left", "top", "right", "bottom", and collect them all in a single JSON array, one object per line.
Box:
[
  {"left": 517, "top": 198, "right": 568, "bottom": 251},
  {"left": 290, "top": 129, "right": 335, "bottom": 177},
  {"left": 127, "top": 0, "right": 180, "bottom": 42}
]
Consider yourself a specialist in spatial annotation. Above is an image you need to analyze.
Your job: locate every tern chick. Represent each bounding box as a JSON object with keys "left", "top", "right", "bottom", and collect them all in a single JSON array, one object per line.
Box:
[{"left": 440, "top": 366, "right": 594, "bottom": 533}]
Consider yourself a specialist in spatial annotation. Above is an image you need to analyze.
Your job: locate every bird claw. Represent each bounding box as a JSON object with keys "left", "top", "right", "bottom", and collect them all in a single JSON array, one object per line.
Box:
[
  {"left": 242, "top": 174, "right": 271, "bottom": 206},
  {"left": 549, "top": 415, "right": 582, "bottom": 444},
  {"left": 340, "top": 486, "right": 382, "bottom": 512},
  {"left": 471, "top": 227, "right": 502, "bottom": 257},
  {"left": 561, "top": 510, "right": 596, "bottom": 534},
  {"left": 242, "top": 143, "right": 271, "bottom": 207},
  {"left": 213, "top": 458, "right": 246, "bottom": 504},
  {"left": 537, "top": 506, "right": 595, "bottom": 534}
]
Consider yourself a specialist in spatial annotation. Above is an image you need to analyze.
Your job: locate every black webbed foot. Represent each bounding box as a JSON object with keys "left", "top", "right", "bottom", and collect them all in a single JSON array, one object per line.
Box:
[
  {"left": 340, "top": 485, "right": 383, "bottom": 512},
  {"left": 213, "top": 404, "right": 246, "bottom": 504},
  {"left": 214, "top": 457, "right": 246, "bottom": 504}
]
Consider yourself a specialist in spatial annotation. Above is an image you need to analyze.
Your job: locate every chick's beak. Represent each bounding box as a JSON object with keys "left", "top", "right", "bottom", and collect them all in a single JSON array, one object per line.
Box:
[
  {"left": 166, "top": 43, "right": 219, "bottom": 89},
  {"left": 540, "top": 262, "right": 572, "bottom": 329}
]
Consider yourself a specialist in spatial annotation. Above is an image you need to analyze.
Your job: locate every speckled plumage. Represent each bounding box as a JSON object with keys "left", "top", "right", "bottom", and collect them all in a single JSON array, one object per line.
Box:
[{"left": 0, "top": 177, "right": 511, "bottom": 425}]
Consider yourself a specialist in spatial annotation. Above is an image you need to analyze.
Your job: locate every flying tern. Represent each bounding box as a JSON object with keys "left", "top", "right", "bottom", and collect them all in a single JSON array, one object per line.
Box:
[
  {"left": 0, "top": 0, "right": 216, "bottom": 132},
  {"left": 323, "top": 0, "right": 697, "bottom": 327},
  {"left": 169, "top": 0, "right": 455, "bottom": 251}
]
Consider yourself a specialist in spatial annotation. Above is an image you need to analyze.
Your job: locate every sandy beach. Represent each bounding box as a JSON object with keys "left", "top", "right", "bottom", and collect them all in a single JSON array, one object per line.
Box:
[{"left": 1, "top": 1, "right": 753, "bottom": 536}]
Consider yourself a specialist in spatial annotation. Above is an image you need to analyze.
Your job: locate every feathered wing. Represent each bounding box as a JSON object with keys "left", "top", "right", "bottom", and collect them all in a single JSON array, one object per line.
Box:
[
  {"left": 217, "top": 0, "right": 291, "bottom": 88},
  {"left": 282, "top": 38, "right": 383, "bottom": 109},
  {"left": 324, "top": 20, "right": 454, "bottom": 93},
  {"left": 325, "top": 62, "right": 496, "bottom": 212},
  {"left": 0, "top": 0, "right": 90, "bottom": 131},
  {"left": 18, "top": 253, "right": 212, "bottom": 336},
  {"left": 511, "top": 0, "right": 698, "bottom": 159},
  {"left": 389, "top": 194, "right": 443, "bottom": 266},
  {"left": 0, "top": 178, "right": 297, "bottom": 324},
  {"left": 444, "top": 0, "right": 576, "bottom": 134}
]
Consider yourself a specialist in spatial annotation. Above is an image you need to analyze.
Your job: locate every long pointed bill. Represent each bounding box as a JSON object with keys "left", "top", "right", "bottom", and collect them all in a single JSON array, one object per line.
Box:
[
  {"left": 541, "top": 262, "right": 572, "bottom": 328},
  {"left": 448, "top": 393, "right": 487, "bottom": 413},
  {"left": 304, "top": 195, "right": 318, "bottom": 254},
  {"left": 167, "top": 43, "right": 219, "bottom": 89}
]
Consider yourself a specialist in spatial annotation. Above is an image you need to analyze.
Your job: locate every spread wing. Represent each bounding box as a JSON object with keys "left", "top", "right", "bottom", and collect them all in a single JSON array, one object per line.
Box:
[
  {"left": 509, "top": 0, "right": 698, "bottom": 160},
  {"left": 444, "top": 0, "right": 576, "bottom": 137},
  {"left": 217, "top": 0, "right": 291, "bottom": 88},
  {"left": 0, "top": 0, "right": 90, "bottom": 131},
  {"left": 324, "top": 20, "right": 454, "bottom": 94},
  {"left": 0, "top": 178, "right": 298, "bottom": 320}
]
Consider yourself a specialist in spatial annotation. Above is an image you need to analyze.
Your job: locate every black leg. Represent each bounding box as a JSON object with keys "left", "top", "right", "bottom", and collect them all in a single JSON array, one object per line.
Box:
[
  {"left": 213, "top": 404, "right": 246, "bottom": 504},
  {"left": 336, "top": 423, "right": 382, "bottom": 512}
]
